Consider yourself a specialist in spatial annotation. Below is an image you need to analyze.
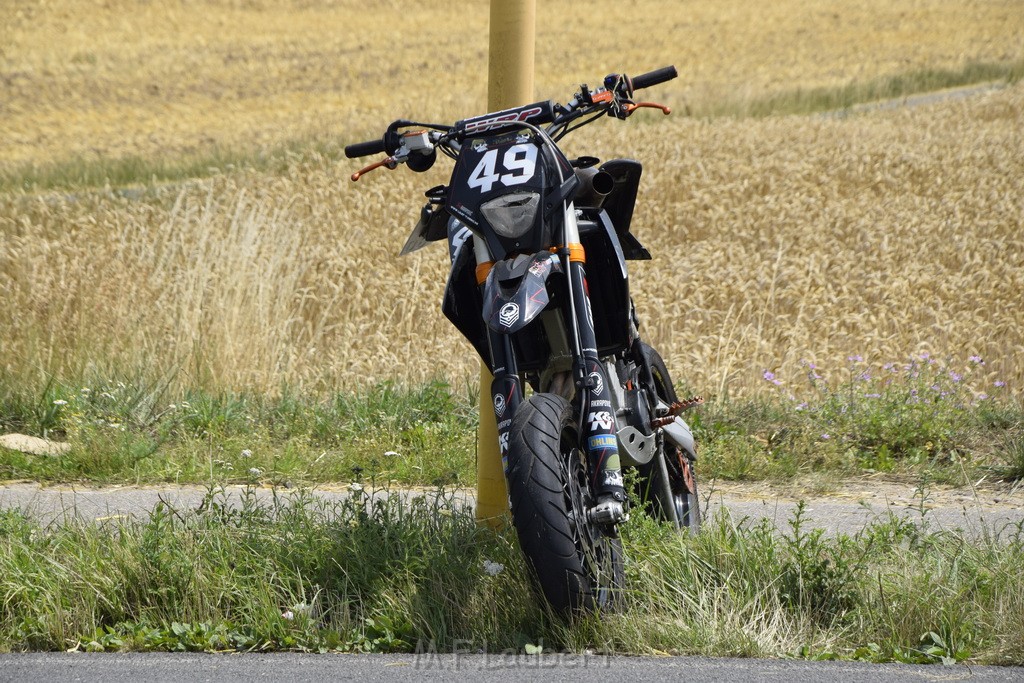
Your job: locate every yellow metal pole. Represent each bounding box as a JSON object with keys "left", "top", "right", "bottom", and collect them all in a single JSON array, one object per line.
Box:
[{"left": 476, "top": 0, "right": 536, "bottom": 526}]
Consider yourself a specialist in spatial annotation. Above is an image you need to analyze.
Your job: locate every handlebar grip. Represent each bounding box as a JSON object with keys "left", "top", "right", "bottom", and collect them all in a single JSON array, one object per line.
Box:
[
  {"left": 631, "top": 66, "right": 678, "bottom": 91},
  {"left": 344, "top": 138, "right": 387, "bottom": 159}
]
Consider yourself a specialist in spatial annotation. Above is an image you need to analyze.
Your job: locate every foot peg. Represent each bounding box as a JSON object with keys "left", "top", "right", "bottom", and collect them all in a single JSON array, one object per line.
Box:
[{"left": 651, "top": 395, "right": 704, "bottom": 428}]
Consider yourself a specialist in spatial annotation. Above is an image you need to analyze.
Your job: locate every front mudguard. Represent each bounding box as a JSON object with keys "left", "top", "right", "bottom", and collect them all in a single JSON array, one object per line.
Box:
[{"left": 481, "top": 251, "right": 563, "bottom": 334}]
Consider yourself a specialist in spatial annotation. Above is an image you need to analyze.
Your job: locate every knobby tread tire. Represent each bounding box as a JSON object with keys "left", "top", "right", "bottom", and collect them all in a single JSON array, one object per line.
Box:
[{"left": 505, "top": 393, "right": 621, "bottom": 613}]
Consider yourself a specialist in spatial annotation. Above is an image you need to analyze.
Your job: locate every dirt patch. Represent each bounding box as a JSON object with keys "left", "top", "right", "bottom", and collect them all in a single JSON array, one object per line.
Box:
[{"left": 709, "top": 475, "right": 1024, "bottom": 511}]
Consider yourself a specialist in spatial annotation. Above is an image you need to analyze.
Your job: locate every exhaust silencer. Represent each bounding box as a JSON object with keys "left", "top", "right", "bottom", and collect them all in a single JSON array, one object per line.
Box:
[{"left": 573, "top": 166, "right": 615, "bottom": 208}]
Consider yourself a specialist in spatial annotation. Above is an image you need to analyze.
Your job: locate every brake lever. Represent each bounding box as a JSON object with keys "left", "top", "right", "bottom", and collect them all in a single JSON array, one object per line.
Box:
[
  {"left": 351, "top": 156, "right": 399, "bottom": 182},
  {"left": 625, "top": 101, "right": 672, "bottom": 115}
]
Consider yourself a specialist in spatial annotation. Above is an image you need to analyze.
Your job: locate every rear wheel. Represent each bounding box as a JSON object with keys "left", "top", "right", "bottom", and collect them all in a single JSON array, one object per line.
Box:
[
  {"left": 505, "top": 393, "right": 624, "bottom": 613},
  {"left": 638, "top": 342, "right": 701, "bottom": 533}
]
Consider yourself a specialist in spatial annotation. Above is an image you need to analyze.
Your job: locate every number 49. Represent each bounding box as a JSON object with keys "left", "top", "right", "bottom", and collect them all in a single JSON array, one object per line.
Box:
[{"left": 467, "top": 143, "right": 538, "bottom": 193}]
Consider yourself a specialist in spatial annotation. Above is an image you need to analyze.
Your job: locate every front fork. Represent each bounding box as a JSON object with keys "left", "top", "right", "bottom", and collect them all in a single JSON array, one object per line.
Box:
[
  {"left": 474, "top": 236, "right": 523, "bottom": 475},
  {"left": 562, "top": 213, "right": 625, "bottom": 501},
  {"left": 476, "top": 207, "right": 625, "bottom": 501}
]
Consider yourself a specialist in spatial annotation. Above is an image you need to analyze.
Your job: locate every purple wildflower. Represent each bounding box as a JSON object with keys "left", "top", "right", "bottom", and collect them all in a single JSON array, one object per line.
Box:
[
  {"left": 949, "top": 371, "right": 962, "bottom": 383},
  {"left": 795, "top": 402, "right": 808, "bottom": 411},
  {"left": 763, "top": 370, "right": 775, "bottom": 381},
  {"left": 864, "top": 393, "right": 882, "bottom": 398},
  {"left": 848, "top": 355, "right": 863, "bottom": 363},
  {"left": 968, "top": 355, "right": 984, "bottom": 365},
  {"left": 994, "top": 381, "right": 1006, "bottom": 388},
  {"left": 858, "top": 371, "right": 872, "bottom": 382},
  {"left": 977, "top": 393, "right": 988, "bottom": 401},
  {"left": 821, "top": 433, "right": 831, "bottom": 440}
]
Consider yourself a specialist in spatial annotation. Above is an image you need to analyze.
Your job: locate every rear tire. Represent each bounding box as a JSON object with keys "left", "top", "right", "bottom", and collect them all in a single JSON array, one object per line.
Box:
[
  {"left": 505, "top": 393, "right": 624, "bottom": 613},
  {"left": 638, "top": 342, "right": 701, "bottom": 533}
]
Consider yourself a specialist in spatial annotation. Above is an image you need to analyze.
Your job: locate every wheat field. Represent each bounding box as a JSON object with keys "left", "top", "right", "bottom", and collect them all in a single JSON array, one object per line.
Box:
[
  {"left": 2, "top": 0, "right": 1022, "bottom": 167},
  {"left": 1, "top": 0, "right": 1023, "bottom": 398}
]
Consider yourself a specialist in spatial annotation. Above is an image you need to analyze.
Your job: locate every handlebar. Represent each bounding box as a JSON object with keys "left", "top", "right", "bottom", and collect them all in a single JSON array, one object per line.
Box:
[
  {"left": 631, "top": 65, "right": 677, "bottom": 91},
  {"left": 345, "top": 138, "right": 387, "bottom": 159},
  {"left": 346, "top": 65, "right": 678, "bottom": 176}
]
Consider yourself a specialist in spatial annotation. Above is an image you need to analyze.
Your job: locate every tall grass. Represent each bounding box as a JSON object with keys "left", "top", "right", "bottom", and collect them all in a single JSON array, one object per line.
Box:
[
  {"left": 702, "top": 58, "right": 1024, "bottom": 118},
  {"left": 3, "top": 0, "right": 1022, "bottom": 401},
  {"left": 0, "top": 140, "right": 347, "bottom": 194},
  {"left": 2, "top": 361, "right": 1019, "bottom": 486},
  {"left": 0, "top": 487, "right": 1021, "bottom": 663}
]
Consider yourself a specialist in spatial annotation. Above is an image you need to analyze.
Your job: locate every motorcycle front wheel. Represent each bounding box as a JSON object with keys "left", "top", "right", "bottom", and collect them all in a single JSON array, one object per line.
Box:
[{"left": 505, "top": 393, "right": 624, "bottom": 613}]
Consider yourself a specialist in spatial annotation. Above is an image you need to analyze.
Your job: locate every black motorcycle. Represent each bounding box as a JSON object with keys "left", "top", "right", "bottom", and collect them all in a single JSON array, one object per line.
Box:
[{"left": 346, "top": 66, "right": 701, "bottom": 613}]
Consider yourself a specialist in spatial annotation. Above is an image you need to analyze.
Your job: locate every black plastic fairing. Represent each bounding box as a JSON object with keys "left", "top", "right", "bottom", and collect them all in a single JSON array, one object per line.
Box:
[
  {"left": 598, "top": 159, "right": 645, "bottom": 245},
  {"left": 441, "top": 226, "right": 490, "bottom": 366},
  {"left": 399, "top": 202, "right": 450, "bottom": 256},
  {"left": 445, "top": 130, "right": 577, "bottom": 262}
]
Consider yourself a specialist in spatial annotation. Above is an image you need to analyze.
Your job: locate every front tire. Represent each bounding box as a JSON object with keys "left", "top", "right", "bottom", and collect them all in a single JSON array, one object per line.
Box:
[{"left": 505, "top": 393, "right": 624, "bottom": 613}]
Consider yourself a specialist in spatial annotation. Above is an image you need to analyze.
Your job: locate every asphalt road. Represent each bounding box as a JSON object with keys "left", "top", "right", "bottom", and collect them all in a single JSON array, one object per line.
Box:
[
  {"left": 0, "top": 652, "right": 1021, "bottom": 682},
  {"left": 2, "top": 478, "right": 1021, "bottom": 538}
]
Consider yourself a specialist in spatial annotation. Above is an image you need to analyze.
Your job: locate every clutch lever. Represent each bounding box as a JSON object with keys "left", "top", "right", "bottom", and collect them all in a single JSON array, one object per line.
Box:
[
  {"left": 351, "top": 156, "right": 399, "bottom": 182},
  {"left": 625, "top": 102, "right": 672, "bottom": 115}
]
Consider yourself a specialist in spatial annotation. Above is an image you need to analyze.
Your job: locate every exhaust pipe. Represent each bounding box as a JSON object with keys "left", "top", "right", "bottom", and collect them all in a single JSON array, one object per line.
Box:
[{"left": 573, "top": 166, "right": 615, "bottom": 208}]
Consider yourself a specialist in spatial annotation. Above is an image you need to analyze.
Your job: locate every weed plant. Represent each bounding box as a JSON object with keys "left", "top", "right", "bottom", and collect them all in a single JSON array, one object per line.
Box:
[
  {"left": 0, "top": 379, "right": 477, "bottom": 487},
  {"left": 696, "top": 354, "right": 1022, "bottom": 484},
  {"left": 1, "top": 356, "right": 1020, "bottom": 485},
  {"left": 0, "top": 484, "right": 1021, "bottom": 663}
]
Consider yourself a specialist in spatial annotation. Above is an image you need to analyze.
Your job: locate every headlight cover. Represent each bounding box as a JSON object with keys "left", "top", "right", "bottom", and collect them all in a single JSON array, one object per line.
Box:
[{"left": 480, "top": 192, "right": 540, "bottom": 240}]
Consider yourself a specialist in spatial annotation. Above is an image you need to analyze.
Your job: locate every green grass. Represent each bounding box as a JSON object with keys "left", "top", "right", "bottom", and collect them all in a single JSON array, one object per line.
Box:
[
  {"left": 0, "top": 138, "right": 346, "bottom": 194},
  {"left": 1, "top": 363, "right": 1021, "bottom": 661},
  {"left": 1, "top": 354, "right": 1020, "bottom": 487},
  {"left": 0, "top": 486, "right": 1021, "bottom": 662},
  {"left": 0, "top": 378, "right": 478, "bottom": 487},
  {"left": 695, "top": 58, "right": 1024, "bottom": 118},
  {"left": 693, "top": 355, "right": 1022, "bottom": 486}
]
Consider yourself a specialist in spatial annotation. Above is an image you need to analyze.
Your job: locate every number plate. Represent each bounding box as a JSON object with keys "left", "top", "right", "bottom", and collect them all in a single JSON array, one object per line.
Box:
[{"left": 448, "top": 133, "right": 546, "bottom": 228}]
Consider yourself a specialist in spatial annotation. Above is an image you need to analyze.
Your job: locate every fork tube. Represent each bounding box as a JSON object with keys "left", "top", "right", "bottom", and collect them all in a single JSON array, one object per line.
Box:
[
  {"left": 474, "top": 234, "right": 523, "bottom": 476},
  {"left": 562, "top": 204, "right": 625, "bottom": 498},
  {"left": 487, "top": 332, "right": 522, "bottom": 475}
]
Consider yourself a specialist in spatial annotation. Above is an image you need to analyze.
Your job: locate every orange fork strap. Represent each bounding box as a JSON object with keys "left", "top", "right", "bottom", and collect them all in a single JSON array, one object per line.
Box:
[
  {"left": 551, "top": 243, "right": 586, "bottom": 263},
  {"left": 475, "top": 261, "right": 494, "bottom": 285}
]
